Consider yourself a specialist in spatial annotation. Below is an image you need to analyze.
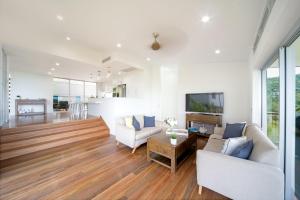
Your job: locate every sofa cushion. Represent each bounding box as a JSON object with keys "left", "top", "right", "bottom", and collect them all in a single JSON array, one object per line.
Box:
[
  {"left": 144, "top": 116, "right": 155, "bottom": 127},
  {"left": 245, "top": 124, "right": 280, "bottom": 167},
  {"left": 222, "top": 136, "right": 247, "bottom": 155},
  {"left": 223, "top": 122, "right": 246, "bottom": 139},
  {"left": 135, "top": 127, "right": 162, "bottom": 140},
  {"left": 230, "top": 139, "right": 253, "bottom": 159},
  {"left": 209, "top": 134, "right": 223, "bottom": 140},
  {"left": 204, "top": 138, "right": 226, "bottom": 153},
  {"left": 132, "top": 116, "right": 141, "bottom": 131},
  {"left": 135, "top": 115, "right": 144, "bottom": 128}
]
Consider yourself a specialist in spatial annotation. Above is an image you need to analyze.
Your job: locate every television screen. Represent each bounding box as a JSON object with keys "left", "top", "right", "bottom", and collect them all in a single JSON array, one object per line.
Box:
[{"left": 185, "top": 93, "right": 224, "bottom": 114}]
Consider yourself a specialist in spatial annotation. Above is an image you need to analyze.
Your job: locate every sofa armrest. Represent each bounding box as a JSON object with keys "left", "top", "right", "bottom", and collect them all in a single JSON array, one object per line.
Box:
[
  {"left": 115, "top": 124, "right": 136, "bottom": 148},
  {"left": 196, "top": 150, "right": 284, "bottom": 200}
]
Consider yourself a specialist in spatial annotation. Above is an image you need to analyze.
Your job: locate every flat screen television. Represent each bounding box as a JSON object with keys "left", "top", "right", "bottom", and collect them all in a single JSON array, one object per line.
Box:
[{"left": 185, "top": 93, "right": 224, "bottom": 114}]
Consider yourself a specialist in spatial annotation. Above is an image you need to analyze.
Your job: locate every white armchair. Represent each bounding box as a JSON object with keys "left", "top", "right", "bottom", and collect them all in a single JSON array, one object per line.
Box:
[{"left": 115, "top": 115, "right": 163, "bottom": 153}]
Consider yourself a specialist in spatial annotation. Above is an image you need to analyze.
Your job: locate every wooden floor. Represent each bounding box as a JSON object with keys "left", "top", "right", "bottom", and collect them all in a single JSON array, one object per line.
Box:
[
  {"left": 2, "top": 111, "right": 93, "bottom": 128},
  {"left": 0, "top": 135, "right": 229, "bottom": 200}
]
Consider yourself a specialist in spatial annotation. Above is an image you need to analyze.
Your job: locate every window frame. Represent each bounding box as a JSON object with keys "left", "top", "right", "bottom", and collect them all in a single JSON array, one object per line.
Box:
[{"left": 53, "top": 77, "right": 97, "bottom": 103}]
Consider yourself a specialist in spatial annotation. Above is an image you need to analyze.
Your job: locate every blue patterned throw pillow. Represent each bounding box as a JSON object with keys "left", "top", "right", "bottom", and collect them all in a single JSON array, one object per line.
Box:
[
  {"left": 144, "top": 116, "right": 155, "bottom": 127},
  {"left": 230, "top": 140, "right": 254, "bottom": 159}
]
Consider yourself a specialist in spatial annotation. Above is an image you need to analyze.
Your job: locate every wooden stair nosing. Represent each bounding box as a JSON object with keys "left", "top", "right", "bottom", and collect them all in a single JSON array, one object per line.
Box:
[
  {"left": 0, "top": 117, "right": 102, "bottom": 135},
  {"left": 0, "top": 126, "right": 109, "bottom": 152},
  {"left": 0, "top": 121, "right": 106, "bottom": 143},
  {"left": 0, "top": 130, "right": 109, "bottom": 160}
]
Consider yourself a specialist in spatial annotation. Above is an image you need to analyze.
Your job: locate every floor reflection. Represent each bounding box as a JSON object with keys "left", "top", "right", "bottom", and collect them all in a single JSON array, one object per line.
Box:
[{"left": 2, "top": 111, "right": 96, "bottom": 128}]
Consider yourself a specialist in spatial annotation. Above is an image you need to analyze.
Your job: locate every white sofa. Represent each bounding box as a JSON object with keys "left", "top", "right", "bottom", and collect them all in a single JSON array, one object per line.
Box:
[
  {"left": 115, "top": 115, "right": 163, "bottom": 153},
  {"left": 196, "top": 124, "right": 284, "bottom": 200}
]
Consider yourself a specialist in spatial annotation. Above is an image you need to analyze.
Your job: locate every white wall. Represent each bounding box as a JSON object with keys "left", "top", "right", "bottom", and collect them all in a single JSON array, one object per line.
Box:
[
  {"left": 100, "top": 62, "right": 252, "bottom": 129},
  {"left": 176, "top": 62, "right": 251, "bottom": 127},
  {"left": 10, "top": 70, "right": 53, "bottom": 115},
  {"left": 251, "top": 69, "right": 262, "bottom": 126},
  {"left": 98, "top": 68, "right": 154, "bottom": 115}
]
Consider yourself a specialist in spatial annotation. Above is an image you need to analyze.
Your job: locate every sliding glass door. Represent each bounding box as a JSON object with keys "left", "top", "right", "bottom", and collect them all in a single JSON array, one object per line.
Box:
[
  {"left": 295, "top": 38, "right": 300, "bottom": 198},
  {"left": 285, "top": 35, "right": 300, "bottom": 199},
  {"left": 261, "top": 30, "right": 300, "bottom": 200}
]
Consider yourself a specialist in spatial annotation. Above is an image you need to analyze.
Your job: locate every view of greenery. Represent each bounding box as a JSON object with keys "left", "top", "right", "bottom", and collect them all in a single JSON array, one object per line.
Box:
[
  {"left": 266, "top": 74, "right": 280, "bottom": 146},
  {"left": 267, "top": 73, "right": 300, "bottom": 146}
]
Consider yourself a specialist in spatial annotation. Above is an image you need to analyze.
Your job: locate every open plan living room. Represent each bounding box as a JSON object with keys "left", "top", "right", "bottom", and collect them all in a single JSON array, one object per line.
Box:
[{"left": 1, "top": 0, "right": 300, "bottom": 200}]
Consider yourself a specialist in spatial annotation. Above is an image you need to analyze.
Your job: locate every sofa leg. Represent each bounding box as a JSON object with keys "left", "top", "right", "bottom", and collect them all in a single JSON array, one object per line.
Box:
[
  {"left": 198, "top": 186, "right": 202, "bottom": 195},
  {"left": 131, "top": 147, "right": 137, "bottom": 154}
]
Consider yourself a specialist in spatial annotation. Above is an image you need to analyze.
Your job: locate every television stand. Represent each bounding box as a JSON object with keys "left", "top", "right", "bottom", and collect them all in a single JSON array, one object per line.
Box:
[{"left": 185, "top": 113, "right": 222, "bottom": 129}]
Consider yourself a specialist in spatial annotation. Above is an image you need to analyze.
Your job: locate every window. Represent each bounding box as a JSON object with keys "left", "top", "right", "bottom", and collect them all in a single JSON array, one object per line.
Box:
[
  {"left": 70, "top": 80, "right": 84, "bottom": 103},
  {"left": 53, "top": 78, "right": 69, "bottom": 97},
  {"left": 262, "top": 58, "right": 280, "bottom": 146},
  {"left": 52, "top": 78, "right": 96, "bottom": 111}
]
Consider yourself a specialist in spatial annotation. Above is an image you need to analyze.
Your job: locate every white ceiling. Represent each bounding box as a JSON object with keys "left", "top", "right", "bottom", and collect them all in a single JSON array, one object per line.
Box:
[
  {"left": 0, "top": 0, "right": 266, "bottom": 80},
  {"left": 4, "top": 46, "right": 135, "bottom": 81}
]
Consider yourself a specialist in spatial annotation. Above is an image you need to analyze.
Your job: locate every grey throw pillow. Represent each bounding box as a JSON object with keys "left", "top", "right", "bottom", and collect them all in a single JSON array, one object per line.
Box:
[{"left": 222, "top": 122, "right": 246, "bottom": 139}]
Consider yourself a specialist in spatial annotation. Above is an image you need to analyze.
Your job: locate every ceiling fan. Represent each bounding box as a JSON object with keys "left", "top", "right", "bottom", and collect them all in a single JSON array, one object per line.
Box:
[{"left": 151, "top": 32, "right": 160, "bottom": 51}]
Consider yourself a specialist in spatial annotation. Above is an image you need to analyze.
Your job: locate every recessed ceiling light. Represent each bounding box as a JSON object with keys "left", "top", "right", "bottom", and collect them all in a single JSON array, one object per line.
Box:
[
  {"left": 215, "top": 49, "right": 221, "bottom": 54},
  {"left": 146, "top": 57, "right": 151, "bottom": 61},
  {"left": 116, "top": 43, "right": 122, "bottom": 48},
  {"left": 55, "top": 62, "right": 60, "bottom": 66},
  {"left": 51, "top": 67, "right": 55, "bottom": 71},
  {"left": 66, "top": 36, "right": 71, "bottom": 41},
  {"left": 48, "top": 72, "right": 52, "bottom": 75},
  {"left": 201, "top": 15, "right": 210, "bottom": 23},
  {"left": 56, "top": 15, "right": 63, "bottom": 21}
]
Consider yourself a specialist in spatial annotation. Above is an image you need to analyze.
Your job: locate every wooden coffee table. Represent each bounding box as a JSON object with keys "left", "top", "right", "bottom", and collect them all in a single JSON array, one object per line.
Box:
[{"left": 147, "top": 131, "right": 197, "bottom": 173}]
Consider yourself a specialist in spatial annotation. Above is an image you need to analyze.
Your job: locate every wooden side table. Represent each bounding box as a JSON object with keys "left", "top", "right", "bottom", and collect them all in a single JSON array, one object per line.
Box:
[
  {"left": 147, "top": 132, "right": 197, "bottom": 173},
  {"left": 15, "top": 99, "right": 47, "bottom": 116}
]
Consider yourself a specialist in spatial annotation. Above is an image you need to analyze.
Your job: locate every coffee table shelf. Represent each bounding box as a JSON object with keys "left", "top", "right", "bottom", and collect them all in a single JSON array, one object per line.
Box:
[{"left": 147, "top": 132, "right": 197, "bottom": 173}]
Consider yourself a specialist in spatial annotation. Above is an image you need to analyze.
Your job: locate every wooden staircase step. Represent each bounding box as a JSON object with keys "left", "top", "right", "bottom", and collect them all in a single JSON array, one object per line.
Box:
[
  {"left": 0, "top": 130, "right": 109, "bottom": 160},
  {"left": 0, "top": 126, "right": 107, "bottom": 152},
  {"left": 0, "top": 117, "right": 110, "bottom": 166},
  {"left": 0, "top": 118, "right": 101, "bottom": 135},
  {"left": 1, "top": 121, "right": 105, "bottom": 143}
]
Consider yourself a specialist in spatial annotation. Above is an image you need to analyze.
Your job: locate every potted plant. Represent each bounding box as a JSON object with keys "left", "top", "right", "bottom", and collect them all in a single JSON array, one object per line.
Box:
[{"left": 170, "top": 133, "right": 177, "bottom": 145}]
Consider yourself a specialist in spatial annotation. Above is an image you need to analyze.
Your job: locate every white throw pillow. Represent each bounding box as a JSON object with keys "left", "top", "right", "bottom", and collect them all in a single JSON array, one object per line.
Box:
[
  {"left": 124, "top": 116, "right": 133, "bottom": 129},
  {"left": 222, "top": 136, "right": 247, "bottom": 155}
]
